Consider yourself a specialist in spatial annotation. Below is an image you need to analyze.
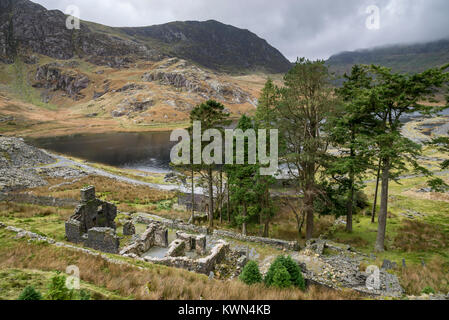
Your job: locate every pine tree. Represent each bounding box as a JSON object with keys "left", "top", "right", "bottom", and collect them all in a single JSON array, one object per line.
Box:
[
  {"left": 239, "top": 261, "right": 263, "bottom": 285},
  {"left": 326, "top": 65, "right": 376, "bottom": 232},
  {"left": 18, "top": 286, "right": 43, "bottom": 300},
  {"left": 272, "top": 266, "right": 291, "bottom": 289},
  {"left": 276, "top": 58, "right": 337, "bottom": 240},
  {"left": 366, "top": 65, "right": 449, "bottom": 251},
  {"left": 190, "top": 100, "right": 230, "bottom": 229}
]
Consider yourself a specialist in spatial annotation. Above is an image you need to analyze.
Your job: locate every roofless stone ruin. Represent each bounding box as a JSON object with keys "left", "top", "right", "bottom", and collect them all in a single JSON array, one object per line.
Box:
[{"left": 65, "top": 186, "right": 120, "bottom": 253}]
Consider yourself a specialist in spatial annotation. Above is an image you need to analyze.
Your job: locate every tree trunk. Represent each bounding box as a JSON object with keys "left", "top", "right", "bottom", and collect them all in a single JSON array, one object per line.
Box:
[
  {"left": 371, "top": 159, "right": 382, "bottom": 223},
  {"left": 263, "top": 220, "right": 269, "bottom": 237},
  {"left": 219, "top": 169, "right": 223, "bottom": 224},
  {"left": 190, "top": 166, "right": 195, "bottom": 224},
  {"left": 304, "top": 192, "right": 314, "bottom": 240},
  {"left": 242, "top": 201, "right": 247, "bottom": 236},
  {"left": 208, "top": 167, "right": 214, "bottom": 229},
  {"left": 227, "top": 181, "right": 231, "bottom": 223},
  {"left": 346, "top": 144, "right": 355, "bottom": 233},
  {"left": 346, "top": 184, "right": 354, "bottom": 233},
  {"left": 375, "top": 158, "right": 390, "bottom": 252}
]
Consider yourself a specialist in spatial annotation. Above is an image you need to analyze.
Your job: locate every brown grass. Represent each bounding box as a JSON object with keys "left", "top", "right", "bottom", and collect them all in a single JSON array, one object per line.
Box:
[
  {"left": 332, "top": 235, "right": 369, "bottom": 248},
  {"left": 0, "top": 202, "right": 72, "bottom": 220},
  {"left": 392, "top": 220, "right": 449, "bottom": 252},
  {"left": 400, "top": 258, "right": 449, "bottom": 295},
  {"left": 28, "top": 175, "right": 174, "bottom": 206},
  {"left": 0, "top": 230, "right": 360, "bottom": 300}
]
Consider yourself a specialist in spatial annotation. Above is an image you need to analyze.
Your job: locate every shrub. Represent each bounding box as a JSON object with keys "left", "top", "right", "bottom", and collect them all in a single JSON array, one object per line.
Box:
[
  {"left": 422, "top": 287, "right": 436, "bottom": 295},
  {"left": 282, "top": 256, "right": 306, "bottom": 290},
  {"left": 46, "top": 274, "right": 75, "bottom": 300},
  {"left": 79, "top": 289, "right": 91, "bottom": 300},
  {"left": 18, "top": 286, "right": 42, "bottom": 300},
  {"left": 264, "top": 256, "right": 306, "bottom": 290},
  {"left": 264, "top": 256, "right": 285, "bottom": 287},
  {"left": 272, "top": 266, "right": 291, "bottom": 289},
  {"left": 239, "top": 261, "right": 263, "bottom": 285}
]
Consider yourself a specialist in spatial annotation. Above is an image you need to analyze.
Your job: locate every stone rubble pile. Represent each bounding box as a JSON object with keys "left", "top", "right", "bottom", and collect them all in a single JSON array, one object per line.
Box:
[
  {"left": 298, "top": 239, "right": 404, "bottom": 298},
  {"left": 0, "top": 136, "right": 55, "bottom": 192}
]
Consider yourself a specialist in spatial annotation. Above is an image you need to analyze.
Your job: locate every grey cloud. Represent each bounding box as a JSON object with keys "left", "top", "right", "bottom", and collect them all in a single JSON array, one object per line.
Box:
[{"left": 34, "top": 0, "right": 449, "bottom": 60}]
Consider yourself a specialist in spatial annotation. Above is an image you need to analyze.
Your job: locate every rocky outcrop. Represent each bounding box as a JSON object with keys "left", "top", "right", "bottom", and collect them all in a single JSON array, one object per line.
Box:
[
  {"left": 142, "top": 59, "right": 256, "bottom": 105},
  {"left": 111, "top": 97, "right": 155, "bottom": 118},
  {"left": 0, "top": 0, "right": 162, "bottom": 65},
  {"left": 33, "top": 63, "right": 89, "bottom": 100}
]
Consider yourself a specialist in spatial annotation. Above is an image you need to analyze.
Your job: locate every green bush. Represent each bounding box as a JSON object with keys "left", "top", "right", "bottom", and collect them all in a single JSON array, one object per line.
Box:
[
  {"left": 18, "top": 286, "right": 42, "bottom": 300},
  {"left": 79, "top": 289, "right": 91, "bottom": 301},
  {"left": 264, "top": 256, "right": 285, "bottom": 287},
  {"left": 264, "top": 256, "right": 306, "bottom": 290},
  {"left": 282, "top": 256, "right": 306, "bottom": 290},
  {"left": 422, "top": 286, "right": 436, "bottom": 295},
  {"left": 239, "top": 261, "right": 263, "bottom": 285},
  {"left": 45, "top": 274, "right": 75, "bottom": 300},
  {"left": 272, "top": 266, "right": 291, "bottom": 289}
]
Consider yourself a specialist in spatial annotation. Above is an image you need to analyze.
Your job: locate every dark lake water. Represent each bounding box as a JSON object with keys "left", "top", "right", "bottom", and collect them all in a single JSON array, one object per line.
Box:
[{"left": 29, "top": 132, "right": 177, "bottom": 173}]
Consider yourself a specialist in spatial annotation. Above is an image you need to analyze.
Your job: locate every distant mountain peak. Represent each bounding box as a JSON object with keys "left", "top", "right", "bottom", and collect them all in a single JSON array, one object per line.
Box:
[{"left": 327, "top": 38, "right": 449, "bottom": 75}]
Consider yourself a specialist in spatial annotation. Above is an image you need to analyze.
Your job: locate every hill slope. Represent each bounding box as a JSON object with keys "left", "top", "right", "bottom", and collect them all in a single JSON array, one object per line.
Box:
[
  {"left": 0, "top": 0, "right": 291, "bottom": 74},
  {"left": 327, "top": 39, "right": 449, "bottom": 75}
]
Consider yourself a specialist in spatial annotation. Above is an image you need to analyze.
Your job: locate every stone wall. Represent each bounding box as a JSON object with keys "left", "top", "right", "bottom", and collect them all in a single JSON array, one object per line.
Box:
[
  {"left": 177, "top": 193, "right": 210, "bottom": 213},
  {"left": 85, "top": 227, "right": 120, "bottom": 254},
  {"left": 136, "top": 213, "right": 299, "bottom": 251},
  {"left": 135, "top": 214, "right": 208, "bottom": 234},
  {"left": 176, "top": 231, "right": 207, "bottom": 255},
  {"left": 213, "top": 229, "right": 299, "bottom": 251},
  {"left": 166, "top": 239, "right": 186, "bottom": 257},
  {"left": 143, "top": 240, "right": 230, "bottom": 275},
  {"left": 120, "top": 222, "right": 169, "bottom": 257}
]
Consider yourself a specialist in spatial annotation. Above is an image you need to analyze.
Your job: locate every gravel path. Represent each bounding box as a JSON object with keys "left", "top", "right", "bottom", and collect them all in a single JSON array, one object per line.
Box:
[{"left": 35, "top": 149, "right": 206, "bottom": 194}]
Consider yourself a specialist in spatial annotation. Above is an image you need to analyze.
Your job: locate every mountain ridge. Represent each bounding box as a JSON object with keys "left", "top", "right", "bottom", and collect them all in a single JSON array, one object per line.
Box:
[
  {"left": 0, "top": 0, "right": 292, "bottom": 74},
  {"left": 327, "top": 38, "right": 449, "bottom": 75}
]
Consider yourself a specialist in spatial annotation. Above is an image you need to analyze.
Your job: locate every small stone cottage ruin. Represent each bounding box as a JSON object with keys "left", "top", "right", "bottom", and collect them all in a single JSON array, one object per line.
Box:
[
  {"left": 177, "top": 193, "right": 211, "bottom": 214},
  {"left": 65, "top": 186, "right": 120, "bottom": 253},
  {"left": 119, "top": 221, "right": 169, "bottom": 257},
  {"left": 120, "top": 219, "right": 230, "bottom": 275}
]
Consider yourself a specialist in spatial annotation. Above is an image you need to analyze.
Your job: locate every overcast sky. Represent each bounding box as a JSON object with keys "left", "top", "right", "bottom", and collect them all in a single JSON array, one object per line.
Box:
[{"left": 34, "top": 0, "right": 449, "bottom": 61}]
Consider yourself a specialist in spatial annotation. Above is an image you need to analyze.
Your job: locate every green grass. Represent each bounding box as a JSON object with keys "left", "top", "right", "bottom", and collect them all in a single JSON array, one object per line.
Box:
[
  {"left": 0, "top": 268, "right": 127, "bottom": 300},
  {"left": 4, "top": 60, "right": 57, "bottom": 110},
  {"left": 327, "top": 173, "right": 449, "bottom": 267}
]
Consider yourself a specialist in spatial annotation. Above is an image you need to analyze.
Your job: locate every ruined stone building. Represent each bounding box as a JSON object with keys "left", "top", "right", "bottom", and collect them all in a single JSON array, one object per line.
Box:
[
  {"left": 65, "top": 186, "right": 120, "bottom": 253},
  {"left": 177, "top": 193, "right": 214, "bottom": 213}
]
